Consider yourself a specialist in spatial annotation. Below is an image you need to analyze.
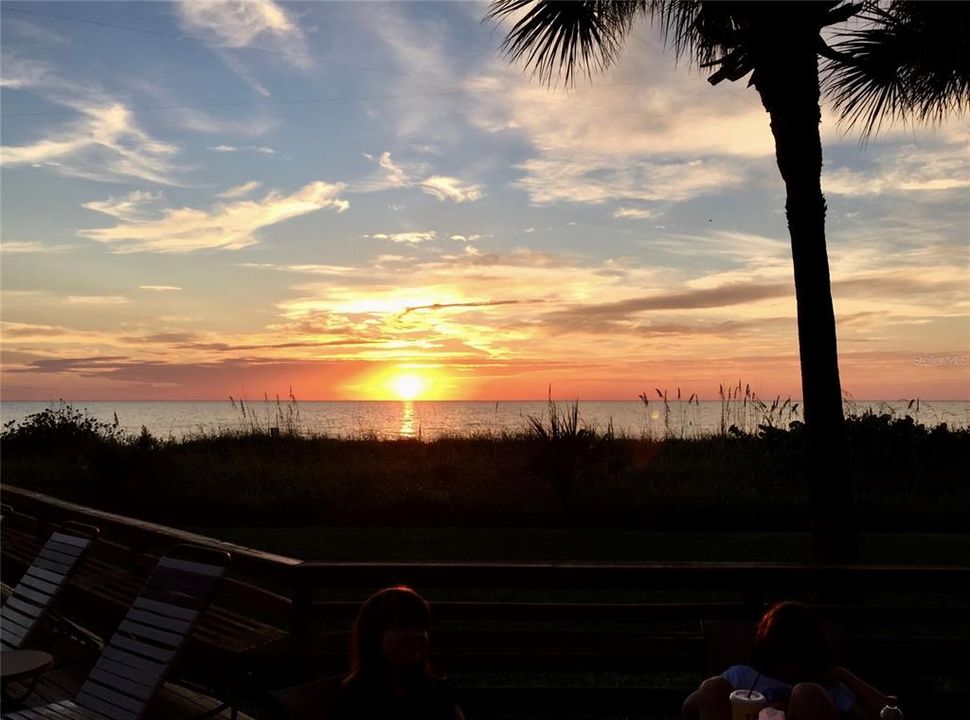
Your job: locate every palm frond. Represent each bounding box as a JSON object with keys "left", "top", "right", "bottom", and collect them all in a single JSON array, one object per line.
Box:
[
  {"left": 823, "top": 1, "right": 970, "bottom": 137},
  {"left": 651, "top": 0, "right": 741, "bottom": 68},
  {"left": 486, "top": 0, "right": 650, "bottom": 85}
]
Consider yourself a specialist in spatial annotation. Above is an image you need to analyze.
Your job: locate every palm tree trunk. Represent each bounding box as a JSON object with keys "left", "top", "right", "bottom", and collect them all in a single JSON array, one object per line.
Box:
[{"left": 751, "top": 23, "right": 859, "bottom": 564}]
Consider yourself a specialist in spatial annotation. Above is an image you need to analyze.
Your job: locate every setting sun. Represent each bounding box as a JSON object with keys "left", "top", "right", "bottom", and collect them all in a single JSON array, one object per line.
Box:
[{"left": 390, "top": 374, "right": 426, "bottom": 400}]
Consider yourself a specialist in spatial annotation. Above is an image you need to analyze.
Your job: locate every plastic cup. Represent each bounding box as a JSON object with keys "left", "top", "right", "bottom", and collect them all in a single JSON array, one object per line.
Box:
[{"left": 730, "top": 689, "right": 767, "bottom": 720}]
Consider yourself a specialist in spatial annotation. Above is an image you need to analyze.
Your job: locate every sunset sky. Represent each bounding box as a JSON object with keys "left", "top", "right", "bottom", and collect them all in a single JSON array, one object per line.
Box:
[{"left": 1, "top": 1, "right": 967, "bottom": 402}]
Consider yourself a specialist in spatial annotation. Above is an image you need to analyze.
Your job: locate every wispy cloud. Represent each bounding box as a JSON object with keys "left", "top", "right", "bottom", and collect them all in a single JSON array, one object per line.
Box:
[
  {"left": 542, "top": 282, "right": 793, "bottom": 331},
  {"left": 139, "top": 285, "right": 182, "bottom": 292},
  {"left": 515, "top": 154, "right": 737, "bottom": 206},
  {"left": 0, "top": 241, "right": 73, "bottom": 254},
  {"left": 66, "top": 295, "right": 129, "bottom": 305},
  {"left": 82, "top": 191, "right": 164, "bottom": 220},
  {"left": 377, "top": 151, "right": 412, "bottom": 188},
  {"left": 1, "top": 322, "right": 79, "bottom": 339},
  {"left": 172, "top": 108, "right": 279, "bottom": 136},
  {"left": 217, "top": 180, "right": 263, "bottom": 198},
  {"left": 1, "top": 102, "right": 181, "bottom": 185},
  {"left": 207, "top": 144, "right": 276, "bottom": 154},
  {"left": 401, "top": 299, "right": 543, "bottom": 316},
  {"left": 0, "top": 52, "right": 57, "bottom": 88},
  {"left": 175, "top": 0, "right": 311, "bottom": 95},
  {"left": 369, "top": 231, "right": 437, "bottom": 245},
  {"left": 80, "top": 181, "right": 349, "bottom": 253},
  {"left": 357, "top": 151, "right": 484, "bottom": 203},
  {"left": 2, "top": 18, "right": 69, "bottom": 46},
  {"left": 823, "top": 143, "right": 970, "bottom": 196},
  {"left": 614, "top": 207, "right": 659, "bottom": 220},
  {"left": 420, "top": 175, "right": 484, "bottom": 203},
  {"left": 358, "top": 4, "right": 457, "bottom": 140},
  {"left": 462, "top": 39, "right": 776, "bottom": 207},
  {"left": 177, "top": 0, "right": 305, "bottom": 53}
]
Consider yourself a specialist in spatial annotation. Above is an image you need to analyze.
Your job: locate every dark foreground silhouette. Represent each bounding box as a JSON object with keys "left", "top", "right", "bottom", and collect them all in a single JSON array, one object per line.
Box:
[{"left": 683, "top": 602, "right": 895, "bottom": 719}]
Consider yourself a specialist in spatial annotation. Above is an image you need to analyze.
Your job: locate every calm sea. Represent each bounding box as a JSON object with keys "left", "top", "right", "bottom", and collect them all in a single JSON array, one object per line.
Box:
[{"left": 1, "top": 399, "right": 967, "bottom": 440}]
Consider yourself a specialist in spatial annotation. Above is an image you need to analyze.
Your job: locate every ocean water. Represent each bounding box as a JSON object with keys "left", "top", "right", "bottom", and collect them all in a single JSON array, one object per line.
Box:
[{"left": 1, "top": 399, "right": 967, "bottom": 441}]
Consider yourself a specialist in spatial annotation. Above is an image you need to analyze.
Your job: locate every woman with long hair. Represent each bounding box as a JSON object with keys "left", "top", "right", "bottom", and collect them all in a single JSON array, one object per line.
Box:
[
  {"left": 683, "top": 601, "right": 893, "bottom": 719},
  {"left": 332, "top": 586, "right": 464, "bottom": 720}
]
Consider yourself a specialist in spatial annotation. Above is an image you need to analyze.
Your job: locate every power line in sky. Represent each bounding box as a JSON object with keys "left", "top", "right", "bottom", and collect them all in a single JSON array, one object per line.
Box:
[
  {"left": 2, "top": 5, "right": 454, "bottom": 84},
  {"left": 1, "top": 5, "right": 726, "bottom": 126},
  {"left": 1, "top": 80, "right": 700, "bottom": 120}
]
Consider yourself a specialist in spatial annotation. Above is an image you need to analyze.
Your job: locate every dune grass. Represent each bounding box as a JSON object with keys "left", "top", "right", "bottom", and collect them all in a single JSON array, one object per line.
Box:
[{"left": 1, "top": 401, "right": 967, "bottom": 536}]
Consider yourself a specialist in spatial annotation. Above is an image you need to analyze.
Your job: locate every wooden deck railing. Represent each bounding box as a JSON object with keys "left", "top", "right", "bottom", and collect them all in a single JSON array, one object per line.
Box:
[{"left": 3, "top": 483, "right": 969, "bottom": 717}]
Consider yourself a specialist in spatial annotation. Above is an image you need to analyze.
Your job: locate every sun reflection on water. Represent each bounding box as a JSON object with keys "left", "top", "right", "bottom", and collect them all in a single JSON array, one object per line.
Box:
[{"left": 399, "top": 400, "right": 417, "bottom": 438}]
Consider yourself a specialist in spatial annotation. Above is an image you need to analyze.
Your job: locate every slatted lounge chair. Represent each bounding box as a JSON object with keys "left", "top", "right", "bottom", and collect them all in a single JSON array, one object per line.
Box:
[
  {"left": 1, "top": 522, "right": 100, "bottom": 651},
  {"left": 2, "top": 544, "right": 230, "bottom": 720}
]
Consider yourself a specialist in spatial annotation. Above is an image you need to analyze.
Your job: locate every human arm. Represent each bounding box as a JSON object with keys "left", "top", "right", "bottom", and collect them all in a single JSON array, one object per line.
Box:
[
  {"left": 682, "top": 676, "right": 734, "bottom": 719},
  {"left": 828, "top": 666, "right": 891, "bottom": 720},
  {"left": 682, "top": 688, "right": 701, "bottom": 720}
]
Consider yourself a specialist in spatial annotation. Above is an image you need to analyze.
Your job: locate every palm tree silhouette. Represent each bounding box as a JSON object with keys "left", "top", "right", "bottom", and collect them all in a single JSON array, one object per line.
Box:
[{"left": 487, "top": 0, "right": 969, "bottom": 562}]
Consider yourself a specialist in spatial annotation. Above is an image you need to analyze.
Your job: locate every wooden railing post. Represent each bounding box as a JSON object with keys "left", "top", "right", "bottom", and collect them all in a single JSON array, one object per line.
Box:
[{"left": 290, "top": 564, "right": 313, "bottom": 649}]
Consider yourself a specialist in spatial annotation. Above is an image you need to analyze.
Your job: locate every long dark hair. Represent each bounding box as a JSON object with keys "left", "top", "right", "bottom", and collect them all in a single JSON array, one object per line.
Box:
[
  {"left": 349, "top": 586, "right": 432, "bottom": 682},
  {"left": 751, "top": 601, "right": 833, "bottom": 682}
]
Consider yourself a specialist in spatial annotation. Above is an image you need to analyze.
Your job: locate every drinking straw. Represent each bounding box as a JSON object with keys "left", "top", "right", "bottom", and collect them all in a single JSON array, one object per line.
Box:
[{"left": 748, "top": 671, "right": 762, "bottom": 698}]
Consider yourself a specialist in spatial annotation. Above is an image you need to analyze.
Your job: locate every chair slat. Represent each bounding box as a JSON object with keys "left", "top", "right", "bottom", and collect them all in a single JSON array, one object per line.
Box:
[
  {"left": 96, "top": 657, "right": 163, "bottom": 690},
  {"left": 26, "top": 566, "right": 67, "bottom": 586},
  {"left": 1, "top": 623, "right": 28, "bottom": 647},
  {"left": 49, "top": 532, "right": 92, "bottom": 548},
  {"left": 143, "top": 570, "right": 215, "bottom": 599},
  {"left": 42, "top": 707, "right": 87, "bottom": 720},
  {"left": 77, "top": 681, "right": 144, "bottom": 715},
  {"left": 20, "top": 573, "right": 59, "bottom": 595},
  {"left": 2, "top": 608, "right": 33, "bottom": 635},
  {"left": 38, "top": 547, "right": 79, "bottom": 565},
  {"left": 156, "top": 556, "right": 226, "bottom": 577},
  {"left": 131, "top": 597, "right": 198, "bottom": 622},
  {"left": 6, "top": 595, "right": 45, "bottom": 618},
  {"left": 11, "top": 709, "right": 53, "bottom": 720},
  {"left": 136, "top": 587, "right": 209, "bottom": 611},
  {"left": 125, "top": 608, "right": 192, "bottom": 635},
  {"left": 33, "top": 557, "right": 72, "bottom": 575},
  {"left": 73, "top": 691, "right": 137, "bottom": 720},
  {"left": 12, "top": 585, "right": 53, "bottom": 606},
  {"left": 107, "top": 634, "right": 175, "bottom": 663},
  {"left": 86, "top": 669, "right": 155, "bottom": 702},
  {"left": 23, "top": 707, "right": 76, "bottom": 720},
  {"left": 52, "top": 701, "right": 104, "bottom": 720},
  {"left": 100, "top": 646, "right": 169, "bottom": 676},
  {"left": 45, "top": 539, "right": 88, "bottom": 558},
  {"left": 2, "top": 605, "right": 36, "bottom": 630},
  {"left": 117, "top": 619, "right": 182, "bottom": 648}
]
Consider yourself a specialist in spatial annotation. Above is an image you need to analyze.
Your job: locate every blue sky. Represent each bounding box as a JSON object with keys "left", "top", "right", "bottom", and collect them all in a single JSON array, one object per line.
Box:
[{"left": 1, "top": 1, "right": 967, "bottom": 401}]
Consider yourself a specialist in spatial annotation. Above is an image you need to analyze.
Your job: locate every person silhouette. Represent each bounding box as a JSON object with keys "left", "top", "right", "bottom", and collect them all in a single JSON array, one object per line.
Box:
[
  {"left": 331, "top": 586, "right": 464, "bottom": 720},
  {"left": 683, "top": 601, "right": 893, "bottom": 719}
]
